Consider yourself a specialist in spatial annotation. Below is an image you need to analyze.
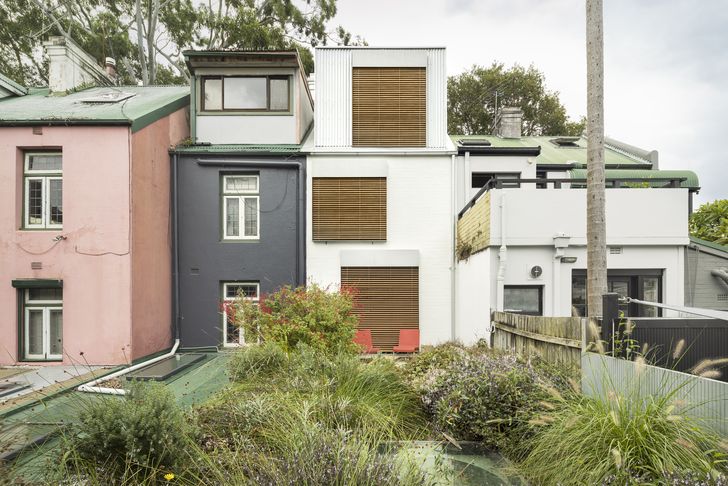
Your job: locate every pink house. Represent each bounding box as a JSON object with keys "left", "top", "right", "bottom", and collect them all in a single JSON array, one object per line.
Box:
[{"left": 0, "top": 40, "right": 189, "bottom": 365}]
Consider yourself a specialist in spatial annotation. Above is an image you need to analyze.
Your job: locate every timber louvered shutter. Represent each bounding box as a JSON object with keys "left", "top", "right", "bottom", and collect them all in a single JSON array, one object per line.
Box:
[
  {"left": 312, "top": 177, "right": 386, "bottom": 241},
  {"left": 341, "top": 267, "right": 419, "bottom": 351},
  {"left": 352, "top": 67, "right": 426, "bottom": 147}
]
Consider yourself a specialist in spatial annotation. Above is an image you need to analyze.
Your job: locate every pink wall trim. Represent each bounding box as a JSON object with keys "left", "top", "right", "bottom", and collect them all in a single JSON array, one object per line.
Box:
[{"left": 130, "top": 108, "right": 189, "bottom": 360}]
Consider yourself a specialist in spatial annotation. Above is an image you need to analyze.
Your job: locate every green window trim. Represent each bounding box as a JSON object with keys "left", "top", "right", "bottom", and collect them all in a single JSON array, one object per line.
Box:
[{"left": 12, "top": 279, "right": 63, "bottom": 289}]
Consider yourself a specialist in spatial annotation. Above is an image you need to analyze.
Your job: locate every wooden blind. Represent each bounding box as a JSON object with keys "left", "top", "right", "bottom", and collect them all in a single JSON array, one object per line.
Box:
[
  {"left": 352, "top": 67, "right": 426, "bottom": 147},
  {"left": 341, "top": 267, "right": 419, "bottom": 351},
  {"left": 312, "top": 177, "right": 386, "bottom": 241}
]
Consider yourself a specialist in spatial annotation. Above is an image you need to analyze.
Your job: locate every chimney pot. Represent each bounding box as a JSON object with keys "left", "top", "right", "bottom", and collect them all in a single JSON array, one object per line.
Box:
[{"left": 105, "top": 57, "right": 117, "bottom": 78}]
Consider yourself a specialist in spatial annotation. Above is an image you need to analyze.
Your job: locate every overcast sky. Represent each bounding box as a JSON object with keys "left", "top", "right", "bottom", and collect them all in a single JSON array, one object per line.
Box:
[{"left": 332, "top": 0, "right": 727, "bottom": 204}]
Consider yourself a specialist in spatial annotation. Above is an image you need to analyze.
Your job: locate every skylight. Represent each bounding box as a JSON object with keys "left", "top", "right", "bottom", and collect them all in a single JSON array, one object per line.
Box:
[
  {"left": 550, "top": 137, "right": 581, "bottom": 147},
  {"left": 79, "top": 91, "right": 136, "bottom": 104},
  {"left": 459, "top": 138, "right": 491, "bottom": 147}
]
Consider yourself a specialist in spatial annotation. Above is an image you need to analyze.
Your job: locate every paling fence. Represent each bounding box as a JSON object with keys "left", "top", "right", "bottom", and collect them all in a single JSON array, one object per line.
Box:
[
  {"left": 582, "top": 352, "right": 728, "bottom": 436},
  {"left": 491, "top": 311, "right": 584, "bottom": 367}
]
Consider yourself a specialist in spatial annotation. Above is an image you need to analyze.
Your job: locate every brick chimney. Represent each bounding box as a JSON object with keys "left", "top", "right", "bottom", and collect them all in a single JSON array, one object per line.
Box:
[
  {"left": 496, "top": 107, "right": 523, "bottom": 139},
  {"left": 43, "top": 36, "right": 114, "bottom": 94}
]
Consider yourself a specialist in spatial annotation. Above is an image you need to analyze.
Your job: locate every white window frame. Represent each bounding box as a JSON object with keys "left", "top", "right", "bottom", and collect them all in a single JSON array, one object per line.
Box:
[
  {"left": 23, "top": 289, "right": 63, "bottom": 361},
  {"left": 222, "top": 282, "right": 260, "bottom": 347},
  {"left": 222, "top": 175, "right": 260, "bottom": 240},
  {"left": 23, "top": 152, "right": 63, "bottom": 230}
]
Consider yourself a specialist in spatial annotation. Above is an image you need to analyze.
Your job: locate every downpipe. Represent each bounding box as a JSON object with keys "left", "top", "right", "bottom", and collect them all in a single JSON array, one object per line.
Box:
[
  {"left": 78, "top": 339, "right": 180, "bottom": 395},
  {"left": 496, "top": 193, "right": 507, "bottom": 312}
]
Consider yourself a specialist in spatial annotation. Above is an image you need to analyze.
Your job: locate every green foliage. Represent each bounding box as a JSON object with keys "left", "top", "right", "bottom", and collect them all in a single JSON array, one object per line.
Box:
[
  {"left": 408, "top": 343, "right": 575, "bottom": 453},
  {"left": 448, "top": 62, "right": 585, "bottom": 136},
  {"left": 228, "top": 284, "right": 360, "bottom": 356},
  {"left": 192, "top": 347, "right": 429, "bottom": 485},
  {"left": 3, "top": 0, "right": 362, "bottom": 86},
  {"left": 690, "top": 199, "right": 728, "bottom": 245},
  {"left": 228, "top": 341, "right": 287, "bottom": 381},
  {"left": 519, "top": 373, "right": 728, "bottom": 485},
  {"left": 69, "top": 381, "right": 192, "bottom": 472}
]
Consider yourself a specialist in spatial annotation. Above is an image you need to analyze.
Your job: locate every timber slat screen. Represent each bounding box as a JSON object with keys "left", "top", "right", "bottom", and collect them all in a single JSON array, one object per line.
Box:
[
  {"left": 341, "top": 267, "right": 419, "bottom": 351},
  {"left": 312, "top": 177, "right": 386, "bottom": 241},
  {"left": 352, "top": 67, "right": 426, "bottom": 147}
]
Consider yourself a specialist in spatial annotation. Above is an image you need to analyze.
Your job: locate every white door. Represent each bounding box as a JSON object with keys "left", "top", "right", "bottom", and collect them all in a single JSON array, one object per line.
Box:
[{"left": 24, "top": 307, "right": 63, "bottom": 360}]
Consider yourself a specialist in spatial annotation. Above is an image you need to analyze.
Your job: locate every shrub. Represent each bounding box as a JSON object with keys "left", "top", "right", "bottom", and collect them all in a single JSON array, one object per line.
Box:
[
  {"left": 519, "top": 374, "right": 728, "bottom": 485},
  {"left": 69, "top": 381, "right": 191, "bottom": 472},
  {"left": 228, "top": 341, "right": 287, "bottom": 382},
  {"left": 409, "top": 344, "right": 573, "bottom": 452},
  {"left": 227, "top": 284, "right": 360, "bottom": 355}
]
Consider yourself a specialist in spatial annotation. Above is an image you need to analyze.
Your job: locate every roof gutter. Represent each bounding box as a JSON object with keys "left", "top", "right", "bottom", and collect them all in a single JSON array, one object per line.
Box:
[
  {"left": 457, "top": 146, "right": 541, "bottom": 156},
  {"left": 0, "top": 119, "right": 132, "bottom": 127}
]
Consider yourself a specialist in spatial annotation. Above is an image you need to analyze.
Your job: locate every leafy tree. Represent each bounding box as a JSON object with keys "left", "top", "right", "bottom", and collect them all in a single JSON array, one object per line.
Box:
[
  {"left": 2, "top": 0, "right": 360, "bottom": 86},
  {"left": 448, "top": 63, "right": 585, "bottom": 136},
  {"left": 689, "top": 199, "right": 728, "bottom": 245}
]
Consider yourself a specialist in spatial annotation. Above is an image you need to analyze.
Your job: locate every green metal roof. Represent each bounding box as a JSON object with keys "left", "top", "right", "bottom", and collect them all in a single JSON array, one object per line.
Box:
[
  {"left": 450, "top": 135, "right": 652, "bottom": 167},
  {"left": 0, "top": 73, "right": 28, "bottom": 96},
  {"left": 171, "top": 143, "right": 303, "bottom": 155},
  {"left": 568, "top": 169, "right": 700, "bottom": 190},
  {"left": 0, "top": 86, "right": 189, "bottom": 133},
  {"left": 690, "top": 236, "right": 728, "bottom": 254}
]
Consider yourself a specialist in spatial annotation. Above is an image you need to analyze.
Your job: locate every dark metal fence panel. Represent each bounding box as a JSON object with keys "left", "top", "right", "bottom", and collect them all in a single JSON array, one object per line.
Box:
[{"left": 629, "top": 318, "right": 728, "bottom": 381}]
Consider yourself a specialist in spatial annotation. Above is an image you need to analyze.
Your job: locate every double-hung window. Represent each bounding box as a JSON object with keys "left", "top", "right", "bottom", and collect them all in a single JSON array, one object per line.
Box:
[
  {"left": 22, "top": 288, "right": 63, "bottom": 360},
  {"left": 222, "top": 282, "right": 259, "bottom": 346},
  {"left": 24, "top": 153, "right": 62, "bottom": 229},
  {"left": 222, "top": 175, "right": 259, "bottom": 240}
]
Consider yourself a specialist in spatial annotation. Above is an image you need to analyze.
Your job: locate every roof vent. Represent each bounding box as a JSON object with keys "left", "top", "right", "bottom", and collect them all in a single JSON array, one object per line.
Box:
[
  {"left": 551, "top": 137, "right": 581, "bottom": 147},
  {"left": 459, "top": 138, "right": 491, "bottom": 147},
  {"left": 609, "top": 247, "right": 623, "bottom": 255}
]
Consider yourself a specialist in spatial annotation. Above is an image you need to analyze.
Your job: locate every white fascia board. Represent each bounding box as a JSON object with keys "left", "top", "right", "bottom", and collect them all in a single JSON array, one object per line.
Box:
[{"left": 340, "top": 249, "right": 420, "bottom": 267}]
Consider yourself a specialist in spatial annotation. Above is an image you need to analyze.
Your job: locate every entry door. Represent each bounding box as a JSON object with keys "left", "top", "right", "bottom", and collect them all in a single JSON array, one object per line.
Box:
[{"left": 24, "top": 307, "right": 63, "bottom": 360}]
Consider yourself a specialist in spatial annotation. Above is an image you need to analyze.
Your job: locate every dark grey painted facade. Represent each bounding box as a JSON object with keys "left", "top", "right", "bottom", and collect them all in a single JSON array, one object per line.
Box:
[
  {"left": 685, "top": 241, "right": 728, "bottom": 311},
  {"left": 172, "top": 153, "right": 306, "bottom": 347}
]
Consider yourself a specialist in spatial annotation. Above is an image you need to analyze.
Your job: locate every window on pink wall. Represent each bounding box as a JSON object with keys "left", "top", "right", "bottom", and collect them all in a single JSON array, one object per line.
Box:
[{"left": 23, "top": 152, "right": 62, "bottom": 230}]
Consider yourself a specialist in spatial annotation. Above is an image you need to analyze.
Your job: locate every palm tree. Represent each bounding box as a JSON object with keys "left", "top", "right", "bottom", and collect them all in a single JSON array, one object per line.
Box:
[{"left": 586, "top": 0, "right": 607, "bottom": 317}]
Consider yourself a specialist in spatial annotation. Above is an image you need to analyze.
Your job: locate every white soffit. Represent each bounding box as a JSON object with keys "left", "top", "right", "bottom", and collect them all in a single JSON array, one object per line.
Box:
[
  {"left": 352, "top": 50, "right": 427, "bottom": 67},
  {"left": 340, "top": 250, "right": 420, "bottom": 267}
]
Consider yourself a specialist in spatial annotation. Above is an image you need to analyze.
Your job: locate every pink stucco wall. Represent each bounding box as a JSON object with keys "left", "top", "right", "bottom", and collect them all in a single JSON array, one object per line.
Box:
[
  {"left": 130, "top": 108, "right": 189, "bottom": 360},
  {"left": 0, "top": 126, "right": 133, "bottom": 365}
]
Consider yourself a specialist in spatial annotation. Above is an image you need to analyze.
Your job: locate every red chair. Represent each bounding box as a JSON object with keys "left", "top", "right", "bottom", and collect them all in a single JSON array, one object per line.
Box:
[
  {"left": 393, "top": 329, "right": 419, "bottom": 353},
  {"left": 353, "top": 329, "right": 380, "bottom": 354}
]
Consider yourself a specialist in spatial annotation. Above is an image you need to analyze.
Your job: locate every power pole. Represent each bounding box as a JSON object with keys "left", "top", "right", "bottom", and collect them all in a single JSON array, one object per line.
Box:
[{"left": 586, "top": 0, "right": 607, "bottom": 317}]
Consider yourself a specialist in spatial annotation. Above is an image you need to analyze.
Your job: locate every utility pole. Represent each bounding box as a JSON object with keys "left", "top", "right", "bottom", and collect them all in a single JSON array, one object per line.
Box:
[{"left": 586, "top": 0, "right": 607, "bottom": 318}]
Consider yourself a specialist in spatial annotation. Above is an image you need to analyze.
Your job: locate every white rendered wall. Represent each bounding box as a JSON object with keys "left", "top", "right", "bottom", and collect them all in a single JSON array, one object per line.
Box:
[
  {"left": 488, "top": 188, "right": 690, "bottom": 247},
  {"left": 306, "top": 154, "right": 454, "bottom": 346},
  {"left": 455, "top": 249, "right": 491, "bottom": 345}
]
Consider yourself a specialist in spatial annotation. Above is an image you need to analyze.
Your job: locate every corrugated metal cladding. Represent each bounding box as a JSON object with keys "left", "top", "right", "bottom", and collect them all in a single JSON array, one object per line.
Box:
[{"left": 314, "top": 48, "right": 447, "bottom": 149}]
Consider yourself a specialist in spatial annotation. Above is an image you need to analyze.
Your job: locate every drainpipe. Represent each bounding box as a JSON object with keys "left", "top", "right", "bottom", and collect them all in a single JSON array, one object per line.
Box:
[
  {"left": 450, "top": 154, "right": 457, "bottom": 340},
  {"left": 78, "top": 340, "right": 180, "bottom": 395},
  {"left": 172, "top": 153, "right": 180, "bottom": 342},
  {"left": 552, "top": 234, "right": 570, "bottom": 316},
  {"left": 496, "top": 193, "right": 507, "bottom": 311}
]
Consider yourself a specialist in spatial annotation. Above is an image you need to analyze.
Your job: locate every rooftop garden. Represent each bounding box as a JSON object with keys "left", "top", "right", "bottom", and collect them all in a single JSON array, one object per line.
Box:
[{"left": 5, "top": 285, "right": 727, "bottom": 485}]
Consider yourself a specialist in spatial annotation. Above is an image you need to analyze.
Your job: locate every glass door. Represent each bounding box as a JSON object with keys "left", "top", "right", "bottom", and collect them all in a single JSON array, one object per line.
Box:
[{"left": 23, "top": 303, "right": 63, "bottom": 360}]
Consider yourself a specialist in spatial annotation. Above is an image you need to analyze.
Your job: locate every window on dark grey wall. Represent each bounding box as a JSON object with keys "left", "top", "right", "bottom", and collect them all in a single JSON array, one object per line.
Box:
[
  {"left": 504, "top": 285, "right": 543, "bottom": 316},
  {"left": 571, "top": 270, "right": 662, "bottom": 317}
]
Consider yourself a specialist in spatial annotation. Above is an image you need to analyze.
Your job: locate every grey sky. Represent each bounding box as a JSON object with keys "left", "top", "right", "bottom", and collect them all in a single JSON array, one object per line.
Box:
[{"left": 332, "top": 0, "right": 727, "bottom": 204}]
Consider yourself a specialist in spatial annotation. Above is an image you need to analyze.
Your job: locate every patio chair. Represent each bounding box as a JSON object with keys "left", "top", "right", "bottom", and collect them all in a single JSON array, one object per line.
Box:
[
  {"left": 353, "top": 329, "right": 380, "bottom": 354},
  {"left": 392, "top": 329, "right": 419, "bottom": 353}
]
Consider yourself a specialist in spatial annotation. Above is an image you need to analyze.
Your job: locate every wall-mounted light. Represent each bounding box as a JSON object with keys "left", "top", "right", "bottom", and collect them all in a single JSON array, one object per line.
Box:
[{"left": 561, "top": 256, "right": 577, "bottom": 264}]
